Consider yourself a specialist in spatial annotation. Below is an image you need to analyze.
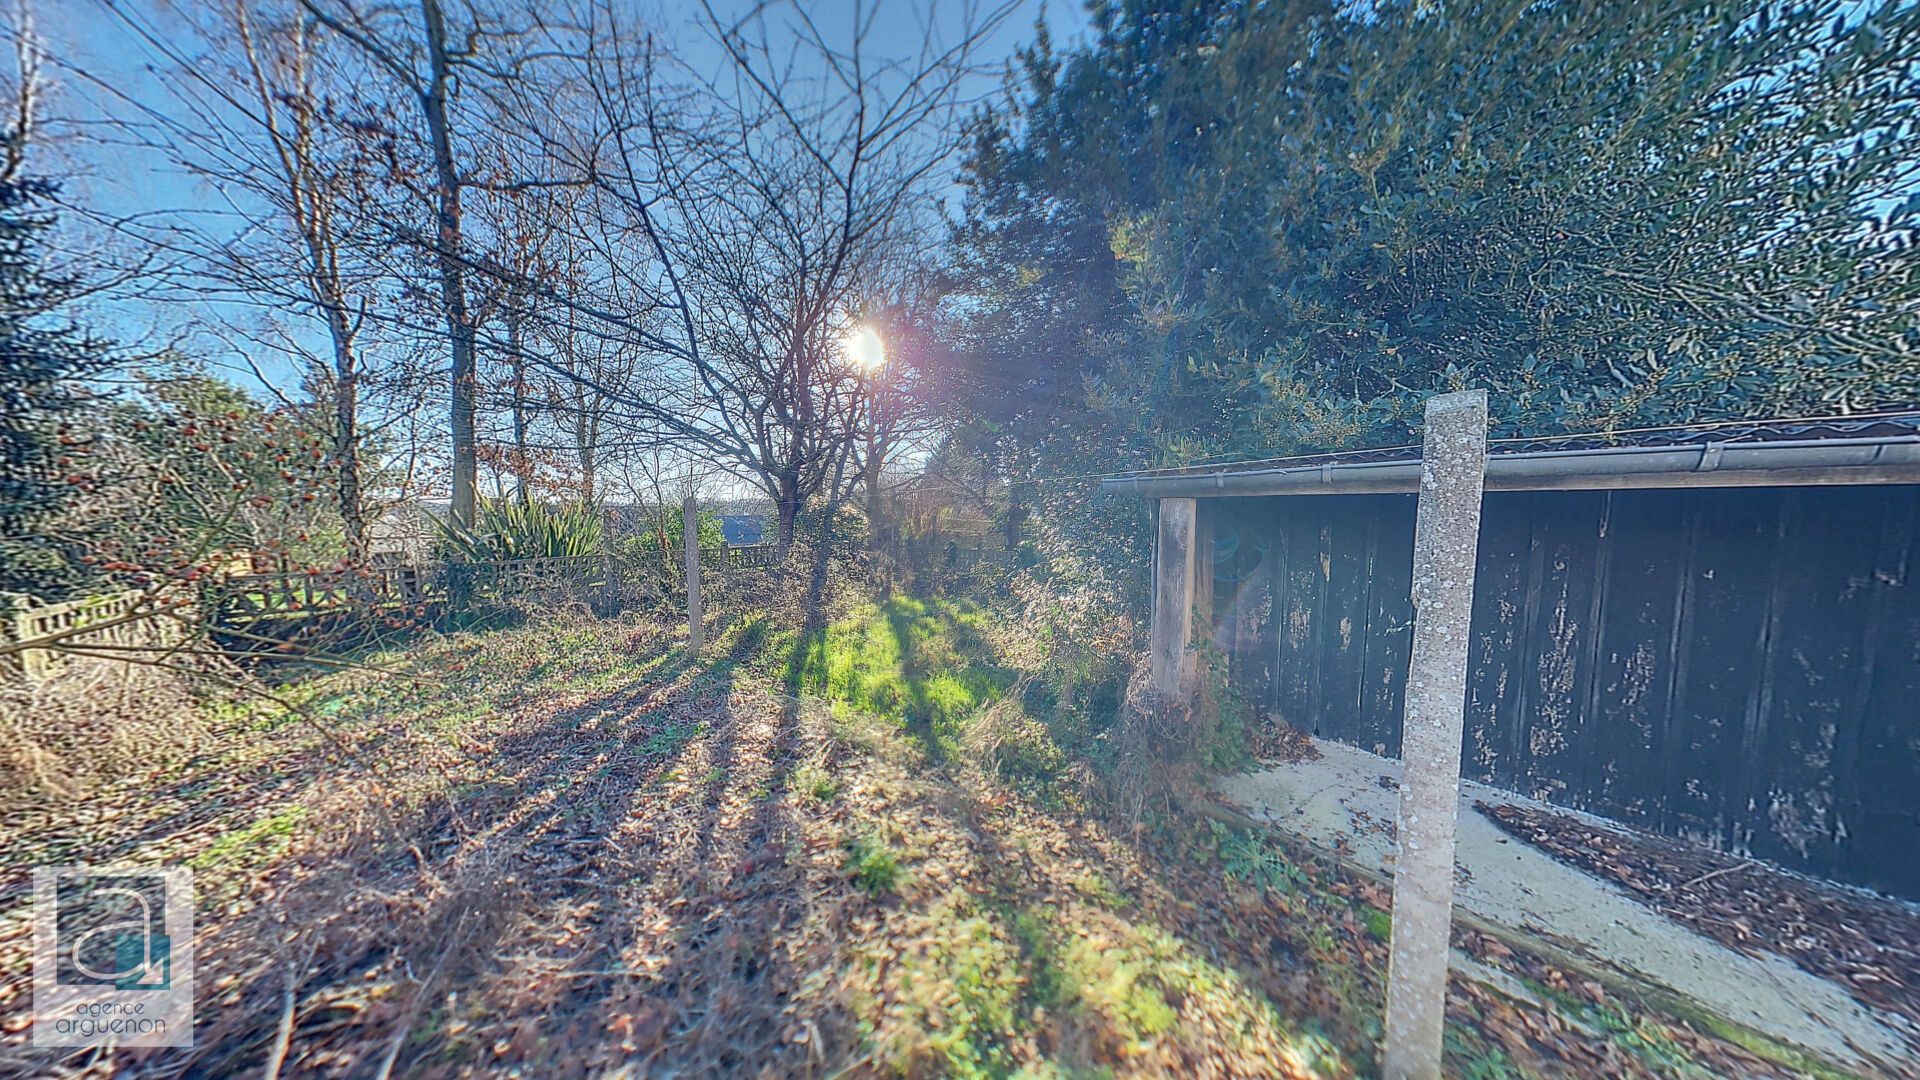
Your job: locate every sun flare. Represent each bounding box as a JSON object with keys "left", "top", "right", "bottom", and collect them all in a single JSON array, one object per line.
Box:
[{"left": 843, "top": 325, "right": 886, "bottom": 371}]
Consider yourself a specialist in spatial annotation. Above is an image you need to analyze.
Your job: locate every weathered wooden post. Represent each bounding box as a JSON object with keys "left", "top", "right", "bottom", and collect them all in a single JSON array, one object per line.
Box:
[
  {"left": 1149, "top": 497, "right": 1197, "bottom": 694},
  {"left": 599, "top": 552, "right": 620, "bottom": 615},
  {"left": 683, "top": 494, "right": 703, "bottom": 653},
  {"left": 1383, "top": 389, "right": 1488, "bottom": 1080},
  {"left": 1192, "top": 500, "right": 1214, "bottom": 657}
]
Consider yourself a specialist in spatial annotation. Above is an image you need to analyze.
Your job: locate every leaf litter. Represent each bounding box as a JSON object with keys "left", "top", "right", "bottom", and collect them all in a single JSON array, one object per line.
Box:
[{"left": 0, "top": 610, "right": 1862, "bottom": 1078}]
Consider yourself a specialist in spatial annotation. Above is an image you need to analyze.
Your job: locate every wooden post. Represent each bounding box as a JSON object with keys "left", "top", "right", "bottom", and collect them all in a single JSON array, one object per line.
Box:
[
  {"left": 6, "top": 598, "right": 38, "bottom": 682},
  {"left": 1150, "top": 497, "right": 1197, "bottom": 695},
  {"left": 1383, "top": 389, "right": 1488, "bottom": 1080},
  {"left": 683, "top": 495, "right": 703, "bottom": 653},
  {"left": 599, "top": 552, "right": 619, "bottom": 615},
  {"left": 1192, "top": 500, "right": 1215, "bottom": 666}
]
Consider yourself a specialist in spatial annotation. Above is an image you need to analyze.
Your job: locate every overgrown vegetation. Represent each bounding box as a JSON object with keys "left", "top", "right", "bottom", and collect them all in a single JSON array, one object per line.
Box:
[
  {"left": 0, "top": 148, "right": 119, "bottom": 597},
  {"left": 0, "top": 599, "right": 1855, "bottom": 1078},
  {"left": 3, "top": 0, "right": 1914, "bottom": 1074},
  {"left": 788, "top": 596, "right": 1017, "bottom": 762},
  {"left": 952, "top": 0, "right": 1920, "bottom": 467},
  {"left": 433, "top": 495, "right": 604, "bottom": 560},
  {"left": 944, "top": 0, "right": 1920, "bottom": 662}
]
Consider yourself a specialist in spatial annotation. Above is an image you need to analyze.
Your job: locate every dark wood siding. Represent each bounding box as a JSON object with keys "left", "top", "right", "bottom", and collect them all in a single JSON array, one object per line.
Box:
[{"left": 1205, "top": 486, "right": 1920, "bottom": 899}]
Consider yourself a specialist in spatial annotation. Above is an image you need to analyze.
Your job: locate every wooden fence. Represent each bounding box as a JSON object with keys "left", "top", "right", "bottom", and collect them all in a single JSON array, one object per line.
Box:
[
  {"left": 2, "top": 590, "right": 181, "bottom": 682},
  {"left": 5, "top": 546, "right": 783, "bottom": 684},
  {"left": 206, "top": 547, "right": 779, "bottom": 626},
  {"left": 207, "top": 563, "right": 436, "bottom": 623},
  {"left": 720, "top": 543, "right": 777, "bottom": 570},
  {"left": 900, "top": 538, "right": 1021, "bottom": 575}
]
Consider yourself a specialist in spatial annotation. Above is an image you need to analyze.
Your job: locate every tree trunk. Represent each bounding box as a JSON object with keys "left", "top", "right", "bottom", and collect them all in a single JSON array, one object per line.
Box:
[
  {"left": 805, "top": 440, "right": 852, "bottom": 622},
  {"left": 775, "top": 473, "right": 801, "bottom": 554},
  {"left": 334, "top": 368, "right": 369, "bottom": 566},
  {"left": 863, "top": 439, "right": 886, "bottom": 551},
  {"left": 418, "top": 0, "right": 478, "bottom": 528},
  {"left": 1003, "top": 489, "right": 1027, "bottom": 551},
  {"left": 316, "top": 288, "right": 369, "bottom": 567},
  {"left": 575, "top": 399, "right": 598, "bottom": 505},
  {"left": 507, "top": 298, "right": 529, "bottom": 506}
]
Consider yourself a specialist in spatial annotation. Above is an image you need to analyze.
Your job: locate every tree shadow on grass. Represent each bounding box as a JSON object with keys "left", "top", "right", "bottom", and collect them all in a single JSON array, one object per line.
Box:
[
  {"left": 4, "top": 613, "right": 810, "bottom": 1080},
  {"left": 778, "top": 594, "right": 1015, "bottom": 769},
  {"left": 537, "top": 542, "right": 843, "bottom": 1074}
]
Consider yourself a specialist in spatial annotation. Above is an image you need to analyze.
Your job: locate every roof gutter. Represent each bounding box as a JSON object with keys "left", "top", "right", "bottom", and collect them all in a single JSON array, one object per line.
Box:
[{"left": 1099, "top": 435, "right": 1920, "bottom": 498}]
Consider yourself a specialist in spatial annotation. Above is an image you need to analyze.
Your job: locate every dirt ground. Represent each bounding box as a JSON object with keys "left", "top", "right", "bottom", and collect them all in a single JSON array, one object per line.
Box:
[{"left": 0, "top": 608, "right": 1871, "bottom": 1078}]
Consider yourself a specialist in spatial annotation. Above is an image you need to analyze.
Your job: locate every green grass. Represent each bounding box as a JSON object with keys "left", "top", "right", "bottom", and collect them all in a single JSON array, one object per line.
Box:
[
  {"left": 640, "top": 718, "right": 705, "bottom": 759},
  {"left": 862, "top": 893, "right": 1027, "bottom": 1079},
  {"left": 1446, "top": 1034, "right": 1525, "bottom": 1080},
  {"left": 1362, "top": 906, "right": 1393, "bottom": 942},
  {"left": 1216, "top": 823, "right": 1309, "bottom": 895},
  {"left": 787, "top": 597, "right": 1014, "bottom": 761},
  {"left": 843, "top": 831, "right": 903, "bottom": 896},
  {"left": 793, "top": 762, "right": 840, "bottom": 802},
  {"left": 1690, "top": 1013, "right": 1865, "bottom": 1080},
  {"left": 190, "top": 807, "right": 309, "bottom": 876}
]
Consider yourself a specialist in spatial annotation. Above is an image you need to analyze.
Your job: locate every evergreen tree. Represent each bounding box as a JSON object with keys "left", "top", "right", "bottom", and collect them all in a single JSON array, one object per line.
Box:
[
  {"left": 0, "top": 140, "right": 117, "bottom": 596},
  {"left": 953, "top": 0, "right": 1920, "bottom": 475}
]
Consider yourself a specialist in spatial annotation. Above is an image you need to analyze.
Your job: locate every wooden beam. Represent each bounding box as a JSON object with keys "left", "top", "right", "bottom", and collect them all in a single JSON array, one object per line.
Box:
[
  {"left": 1150, "top": 497, "right": 1197, "bottom": 695},
  {"left": 1102, "top": 457, "right": 1920, "bottom": 499}
]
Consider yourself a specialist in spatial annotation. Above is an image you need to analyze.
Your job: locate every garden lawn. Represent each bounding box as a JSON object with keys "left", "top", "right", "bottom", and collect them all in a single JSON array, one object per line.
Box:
[{"left": 0, "top": 599, "right": 1841, "bottom": 1078}]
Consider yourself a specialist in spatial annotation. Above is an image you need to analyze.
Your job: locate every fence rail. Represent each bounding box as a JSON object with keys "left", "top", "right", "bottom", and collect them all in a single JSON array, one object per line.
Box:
[
  {"left": 2, "top": 590, "right": 180, "bottom": 682},
  {"left": 720, "top": 543, "right": 776, "bottom": 570},
  {"left": 900, "top": 539, "right": 1021, "bottom": 575},
  {"left": 6, "top": 547, "right": 783, "bottom": 683},
  {"left": 208, "top": 563, "right": 435, "bottom": 622},
  {"left": 206, "top": 548, "right": 775, "bottom": 625}
]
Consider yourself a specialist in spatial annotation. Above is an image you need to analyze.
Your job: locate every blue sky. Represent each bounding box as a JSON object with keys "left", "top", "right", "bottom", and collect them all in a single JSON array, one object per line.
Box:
[{"left": 28, "top": 0, "right": 1092, "bottom": 396}]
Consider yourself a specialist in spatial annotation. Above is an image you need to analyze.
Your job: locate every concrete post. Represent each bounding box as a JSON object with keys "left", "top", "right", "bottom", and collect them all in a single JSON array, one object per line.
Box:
[
  {"left": 1383, "top": 389, "right": 1488, "bottom": 1080},
  {"left": 683, "top": 494, "right": 703, "bottom": 653},
  {"left": 1149, "top": 497, "right": 1197, "bottom": 695}
]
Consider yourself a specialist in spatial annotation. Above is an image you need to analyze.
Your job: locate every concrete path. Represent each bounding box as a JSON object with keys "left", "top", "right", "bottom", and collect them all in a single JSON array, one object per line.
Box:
[{"left": 1217, "top": 738, "right": 1920, "bottom": 1072}]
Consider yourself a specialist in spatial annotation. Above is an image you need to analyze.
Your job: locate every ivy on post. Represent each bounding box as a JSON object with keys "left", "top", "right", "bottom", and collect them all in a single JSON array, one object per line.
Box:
[{"left": 1384, "top": 389, "right": 1488, "bottom": 1080}]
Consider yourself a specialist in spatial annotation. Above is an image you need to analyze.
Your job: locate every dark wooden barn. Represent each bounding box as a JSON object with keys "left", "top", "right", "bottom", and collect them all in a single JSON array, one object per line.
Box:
[{"left": 1105, "top": 418, "right": 1920, "bottom": 900}]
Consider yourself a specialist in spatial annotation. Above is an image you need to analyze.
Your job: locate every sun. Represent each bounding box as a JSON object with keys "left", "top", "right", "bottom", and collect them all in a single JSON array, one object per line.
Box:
[{"left": 842, "top": 325, "right": 886, "bottom": 372}]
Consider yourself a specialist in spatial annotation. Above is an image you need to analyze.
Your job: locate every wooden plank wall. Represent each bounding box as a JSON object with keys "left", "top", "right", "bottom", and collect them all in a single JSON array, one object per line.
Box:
[{"left": 1206, "top": 486, "right": 1920, "bottom": 899}]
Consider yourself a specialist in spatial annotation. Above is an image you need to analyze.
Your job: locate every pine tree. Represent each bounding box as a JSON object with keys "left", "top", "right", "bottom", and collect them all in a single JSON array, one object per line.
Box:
[{"left": 0, "top": 138, "right": 116, "bottom": 596}]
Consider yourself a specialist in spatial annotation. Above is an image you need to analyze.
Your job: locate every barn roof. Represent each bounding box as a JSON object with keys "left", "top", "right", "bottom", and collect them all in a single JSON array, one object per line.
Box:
[{"left": 1101, "top": 413, "right": 1920, "bottom": 497}]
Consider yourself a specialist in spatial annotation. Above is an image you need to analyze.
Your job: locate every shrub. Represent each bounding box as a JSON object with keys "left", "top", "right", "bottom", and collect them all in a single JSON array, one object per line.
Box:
[{"left": 435, "top": 497, "right": 602, "bottom": 561}]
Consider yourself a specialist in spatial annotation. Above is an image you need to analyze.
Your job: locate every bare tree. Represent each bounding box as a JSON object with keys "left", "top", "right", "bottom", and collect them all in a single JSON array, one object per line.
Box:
[
  {"left": 85, "top": 0, "right": 438, "bottom": 565},
  {"left": 1, "top": 0, "right": 40, "bottom": 183},
  {"left": 465, "top": 0, "right": 1013, "bottom": 549},
  {"left": 298, "top": 0, "right": 488, "bottom": 528},
  {"left": 841, "top": 242, "right": 957, "bottom": 548},
  {"left": 94, "top": 0, "right": 1012, "bottom": 556}
]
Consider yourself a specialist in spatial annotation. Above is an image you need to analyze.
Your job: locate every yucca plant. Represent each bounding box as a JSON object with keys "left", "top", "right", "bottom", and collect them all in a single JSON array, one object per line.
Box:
[{"left": 434, "top": 498, "right": 603, "bottom": 561}]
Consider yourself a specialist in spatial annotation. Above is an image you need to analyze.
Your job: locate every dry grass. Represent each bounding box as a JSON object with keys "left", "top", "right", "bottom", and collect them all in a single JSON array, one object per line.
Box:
[
  {"left": 0, "top": 656, "right": 209, "bottom": 811},
  {"left": 0, "top": 604, "right": 1844, "bottom": 1079}
]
